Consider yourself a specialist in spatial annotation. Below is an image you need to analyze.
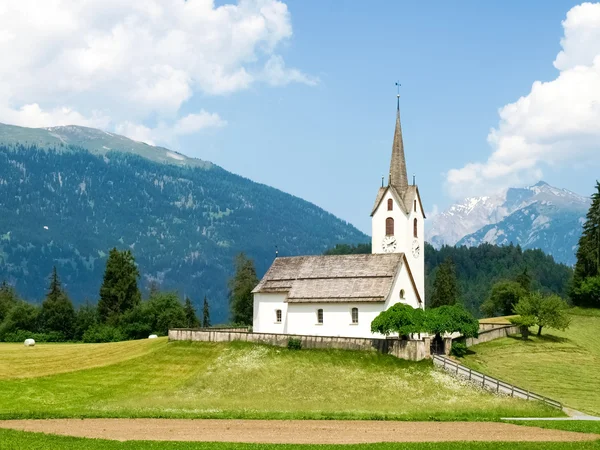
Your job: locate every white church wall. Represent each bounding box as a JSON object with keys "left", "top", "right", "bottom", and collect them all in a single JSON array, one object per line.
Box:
[
  {"left": 385, "top": 260, "right": 421, "bottom": 310},
  {"left": 286, "top": 302, "right": 385, "bottom": 338},
  {"left": 371, "top": 190, "right": 409, "bottom": 255},
  {"left": 253, "top": 292, "right": 288, "bottom": 334},
  {"left": 407, "top": 195, "right": 425, "bottom": 303}
]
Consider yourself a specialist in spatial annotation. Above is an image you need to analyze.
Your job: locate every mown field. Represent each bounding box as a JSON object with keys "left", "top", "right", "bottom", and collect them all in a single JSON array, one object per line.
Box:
[
  {"left": 463, "top": 308, "right": 600, "bottom": 416},
  {"left": 0, "top": 429, "right": 598, "bottom": 450},
  {"left": 0, "top": 338, "right": 560, "bottom": 421}
]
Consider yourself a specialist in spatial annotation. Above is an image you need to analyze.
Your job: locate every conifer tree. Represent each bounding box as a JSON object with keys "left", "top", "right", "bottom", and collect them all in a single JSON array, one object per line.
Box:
[
  {"left": 0, "top": 280, "right": 18, "bottom": 323},
  {"left": 429, "top": 258, "right": 461, "bottom": 308},
  {"left": 202, "top": 295, "right": 211, "bottom": 328},
  {"left": 98, "top": 248, "right": 141, "bottom": 322},
  {"left": 40, "top": 266, "right": 76, "bottom": 339},
  {"left": 228, "top": 253, "right": 258, "bottom": 325},
  {"left": 515, "top": 268, "right": 532, "bottom": 293},
  {"left": 183, "top": 297, "right": 200, "bottom": 328},
  {"left": 572, "top": 182, "right": 600, "bottom": 307}
]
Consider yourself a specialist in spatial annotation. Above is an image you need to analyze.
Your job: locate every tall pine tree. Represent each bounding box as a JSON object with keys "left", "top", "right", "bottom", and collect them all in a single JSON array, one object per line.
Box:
[
  {"left": 228, "top": 253, "right": 258, "bottom": 325},
  {"left": 98, "top": 248, "right": 141, "bottom": 322},
  {"left": 202, "top": 295, "right": 211, "bottom": 328},
  {"left": 572, "top": 182, "right": 600, "bottom": 307},
  {"left": 429, "top": 257, "right": 461, "bottom": 308},
  {"left": 40, "top": 267, "right": 76, "bottom": 339},
  {"left": 183, "top": 297, "right": 200, "bottom": 328}
]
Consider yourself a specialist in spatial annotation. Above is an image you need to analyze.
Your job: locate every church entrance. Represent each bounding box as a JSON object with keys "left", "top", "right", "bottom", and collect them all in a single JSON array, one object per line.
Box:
[{"left": 430, "top": 333, "right": 444, "bottom": 355}]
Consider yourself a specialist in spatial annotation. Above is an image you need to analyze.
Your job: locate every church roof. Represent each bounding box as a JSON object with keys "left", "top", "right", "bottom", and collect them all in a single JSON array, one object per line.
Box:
[{"left": 252, "top": 253, "right": 417, "bottom": 303}]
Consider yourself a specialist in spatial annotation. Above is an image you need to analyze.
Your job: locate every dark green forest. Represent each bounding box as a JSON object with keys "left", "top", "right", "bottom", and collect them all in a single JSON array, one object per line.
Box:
[{"left": 0, "top": 145, "right": 367, "bottom": 322}]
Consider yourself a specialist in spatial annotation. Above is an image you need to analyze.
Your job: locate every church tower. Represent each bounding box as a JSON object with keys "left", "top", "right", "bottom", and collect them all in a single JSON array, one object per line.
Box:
[{"left": 370, "top": 96, "right": 425, "bottom": 303}]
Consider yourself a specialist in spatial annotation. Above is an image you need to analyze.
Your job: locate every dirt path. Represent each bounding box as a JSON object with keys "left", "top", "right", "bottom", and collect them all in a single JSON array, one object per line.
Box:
[{"left": 0, "top": 419, "right": 598, "bottom": 444}]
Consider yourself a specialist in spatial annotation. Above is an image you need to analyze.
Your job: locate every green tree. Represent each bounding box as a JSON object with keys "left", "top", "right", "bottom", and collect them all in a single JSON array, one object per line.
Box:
[
  {"left": 572, "top": 181, "right": 600, "bottom": 307},
  {"left": 40, "top": 267, "right": 75, "bottom": 339},
  {"left": 324, "top": 243, "right": 371, "bottom": 255},
  {"left": 228, "top": 253, "right": 258, "bottom": 325},
  {"left": 98, "top": 248, "right": 141, "bottom": 323},
  {"left": 0, "top": 301, "right": 40, "bottom": 341},
  {"left": 426, "top": 305, "right": 480, "bottom": 338},
  {"left": 573, "top": 275, "right": 600, "bottom": 307},
  {"left": 202, "top": 295, "right": 211, "bottom": 328},
  {"left": 512, "top": 292, "right": 571, "bottom": 336},
  {"left": 73, "top": 302, "right": 98, "bottom": 341},
  {"left": 183, "top": 297, "right": 200, "bottom": 328},
  {"left": 429, "top": 258, "right": 460, "bottom": 308},
  {"left": 515, "top": 268, "right": 532, "bottom": 292},
  {"left": 0, "top": 281, "right": 18, "bottom": 323},
  {"left": 480, "top": 280, "right": 526, "bottom": 317},
  {"left": 371, "top": 303, "right": 426, "bottom": 337}
]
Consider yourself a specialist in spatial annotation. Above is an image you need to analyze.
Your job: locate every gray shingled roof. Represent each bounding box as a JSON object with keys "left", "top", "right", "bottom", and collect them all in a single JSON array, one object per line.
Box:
[{"left": 252, "top": 253, "right": 405, "bottom": 303}]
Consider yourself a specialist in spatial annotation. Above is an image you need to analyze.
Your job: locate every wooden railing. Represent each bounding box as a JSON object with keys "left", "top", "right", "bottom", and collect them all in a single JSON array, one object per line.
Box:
[{"left": 432, "top": 355, "right": 562, "bottom": 409}]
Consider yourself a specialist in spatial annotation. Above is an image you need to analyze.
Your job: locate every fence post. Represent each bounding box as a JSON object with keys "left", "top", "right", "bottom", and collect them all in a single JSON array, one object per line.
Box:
[
  {"left": 443, "top": 358, "right": 446, "bottom": 369},
  {"left": 482, "top": 374, "right": 486, "bottom": 388},
  {"left": 496, "top": 379, "right": 500, "bottom": 393},
  {"left": 526, "top": 390, "right": 530, "bottom": 400},
  {"left": 511, "top": 385, "right": 514, "bottom": 397},
  {"left": 468, "top": 369, "right": 472, "bottom": 381}
]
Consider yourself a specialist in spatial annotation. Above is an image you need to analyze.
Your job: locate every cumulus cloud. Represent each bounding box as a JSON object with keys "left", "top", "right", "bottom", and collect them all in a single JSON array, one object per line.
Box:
[
  {"left": 0, "top": 0, "right": 314, "bottom": 146},
  {"left": 446, "top": 2, "right": 600, "bottom": 198}
]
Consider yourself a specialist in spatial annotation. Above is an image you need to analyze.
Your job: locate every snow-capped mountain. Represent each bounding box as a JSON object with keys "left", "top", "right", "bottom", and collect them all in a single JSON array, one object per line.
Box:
[{"left": 426, "top": 181, "right": 590, "bottom": 265}]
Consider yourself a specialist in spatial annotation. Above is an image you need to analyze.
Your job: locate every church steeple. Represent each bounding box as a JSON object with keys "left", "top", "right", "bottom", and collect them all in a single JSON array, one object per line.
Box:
[{"left": 388, "top": 95, "right": 409, "bottom": 193}]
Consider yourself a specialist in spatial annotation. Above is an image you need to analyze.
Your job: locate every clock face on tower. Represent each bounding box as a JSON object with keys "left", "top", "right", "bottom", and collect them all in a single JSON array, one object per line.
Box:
[
  {"left": 381, "top": 236, "right": 397, "bottom": 253},
  {"left": 411, "top": 239, "right": 420, "bottom": 259}
]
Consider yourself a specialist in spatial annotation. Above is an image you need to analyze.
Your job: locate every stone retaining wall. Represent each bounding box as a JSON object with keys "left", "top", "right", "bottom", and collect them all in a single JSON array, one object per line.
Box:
[
  {"left": 464, "top": 324, "right": 521, "bottom": 347},
  {"left": 168, "top": 328, "right": 430, "bottom": 361}
]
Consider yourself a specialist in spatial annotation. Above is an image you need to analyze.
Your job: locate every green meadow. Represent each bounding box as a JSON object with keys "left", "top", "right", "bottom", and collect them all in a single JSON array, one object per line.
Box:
[
  {"left": 0, "top": 338, "right": 559, "bottom": 421},
  {"left": 462, "top": 308, "right": 600, "bottom": 416}
]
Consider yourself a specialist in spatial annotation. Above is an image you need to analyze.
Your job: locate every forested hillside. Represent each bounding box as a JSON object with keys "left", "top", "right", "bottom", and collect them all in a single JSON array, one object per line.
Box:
[
  {"left": 0, "top": 143, "right": 367, "bottom": 322},
  {"left": 425, "top": 243, "right": 573, "bottom": 315}
]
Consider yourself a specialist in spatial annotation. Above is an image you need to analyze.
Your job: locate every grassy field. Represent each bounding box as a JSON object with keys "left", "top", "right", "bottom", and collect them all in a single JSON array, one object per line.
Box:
[
  {"left": 463, "top": 308, "right": 600, "bottom": 416},
  {"left": 0, "top": 429, "right": 598, "bottom": 450},
  {"left": 0, "top": 338, "right": 560, "bottom": 421}
]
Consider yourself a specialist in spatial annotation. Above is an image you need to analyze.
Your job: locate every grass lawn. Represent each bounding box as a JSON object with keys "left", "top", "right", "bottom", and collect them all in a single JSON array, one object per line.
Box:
[
  {"left": 509, "top": 421, "right": 600, "bottom": 435},
  {"left": 462, "top": 308, "right": 600, "bottom": 416},
  {"left": 0, "top": 338, "right": 560, "bottom": 421},
  {"left": 0, "top": 429, "right": 598, "bottom": 450}
]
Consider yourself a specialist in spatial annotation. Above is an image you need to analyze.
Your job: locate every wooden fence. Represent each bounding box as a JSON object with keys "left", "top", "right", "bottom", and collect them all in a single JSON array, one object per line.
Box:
[{"left": 432, "top": 355, "right": 562, "bottom": 409}]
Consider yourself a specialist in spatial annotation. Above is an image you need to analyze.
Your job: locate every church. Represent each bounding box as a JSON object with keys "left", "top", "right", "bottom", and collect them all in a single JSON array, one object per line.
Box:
[{"left": 252, "top": 97, "right": 425, "bottom": 339}]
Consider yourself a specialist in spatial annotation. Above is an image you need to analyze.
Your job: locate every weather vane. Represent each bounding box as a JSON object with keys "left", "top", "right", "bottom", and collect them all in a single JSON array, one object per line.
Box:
[{"left": 395, "top": 81, "right": 401, "bottom": 109}]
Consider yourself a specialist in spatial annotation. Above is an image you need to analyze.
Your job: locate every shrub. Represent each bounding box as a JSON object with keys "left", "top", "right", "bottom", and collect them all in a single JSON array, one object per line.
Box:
[
  {"left": 287, "top": 337, "right": 302, "bottom": 350},
  {"left": 82, "top": 324, "right": 125, "bottom": 343},
  {"left": 2, "top": 330, "right": 65, "bottom": 343},
  {"left": 450, "top": 342, "right": 468, "bottom": 358}
]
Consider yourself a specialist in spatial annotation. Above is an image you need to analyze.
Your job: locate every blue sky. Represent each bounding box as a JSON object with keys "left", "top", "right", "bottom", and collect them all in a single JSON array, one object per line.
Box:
[{"left": 1, "top": 0, "right": 598, "bottom": 234}]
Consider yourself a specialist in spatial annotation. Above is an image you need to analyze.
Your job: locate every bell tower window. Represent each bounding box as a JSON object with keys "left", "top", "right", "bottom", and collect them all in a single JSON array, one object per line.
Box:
[
  {"left": 386, "top": 217, "right": 394, "bottom": 236},
  {"left": 414, "top": 200, "right": 417, "bottom": 212},
  {"left": 387, "top": 199, "right": 393, "bottom": 211},
  {"left": 413, "top": 218, "right": 418, "bottom": 238}
]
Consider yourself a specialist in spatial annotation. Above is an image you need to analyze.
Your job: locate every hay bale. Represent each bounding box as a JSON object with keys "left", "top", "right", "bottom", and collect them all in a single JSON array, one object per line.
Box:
[
  {"left": 148, "top": 334, "right": 158, "bottom": 339},
  {"left": 23, "top": 338, "right": 35, "bottom": 347}
]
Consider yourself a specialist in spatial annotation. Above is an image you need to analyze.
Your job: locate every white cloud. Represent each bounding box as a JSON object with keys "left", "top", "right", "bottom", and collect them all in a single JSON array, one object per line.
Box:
[
  {"left": 0, "top": 0, "right": 314, "bottom": 146},
  {"left": 446, "top": 2, "right": 600, "bottom": 199}
]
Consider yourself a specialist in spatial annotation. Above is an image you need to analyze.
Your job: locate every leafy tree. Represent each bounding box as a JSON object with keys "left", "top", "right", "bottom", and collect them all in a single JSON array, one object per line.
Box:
[
  {"left": 572, "top": 275, "right": 600, "bottom": 307},
  {"left": 371, "top": 303, "right": 426, "bottom": 337},
  {"left": 120, "top": 292, "right": 187, "bottom": 339},
  {"left": 512, "top": 292, "right": 571, "bottom": 336},
  {"left": 228, "top": 253, "right": 258, "bottom": 325},
  {"left": 426, "top": 305, "right": 480, "bottom": 338},
  {"left": 40, "top": 267, "right": 75, "bottom": 339},
  {"left": 98, "top": 248, "right": 141, "bottom": 323},
  {"left": 480, "top": 280, "right": 526, "bottom": 317},
  {"left": 0, "top": 301, "right": 40, "bottom": 340},
  {"left": 202, "top": 295, "right": 211, "bottom": 328},
  {"left": 572, "top": 182, "right": 600, "bottom": 307},
  {"left": 0, "top": 281, "right": 18, "bottom": 323},
  {"left": 73, "top": 302, "right": 98, "bottom": 341},
  {"left": 429, "top": 258, "right": 460, "bottom": 308},
  {"left": 183, "top": 297, "right": 200, "bottom": 328}
]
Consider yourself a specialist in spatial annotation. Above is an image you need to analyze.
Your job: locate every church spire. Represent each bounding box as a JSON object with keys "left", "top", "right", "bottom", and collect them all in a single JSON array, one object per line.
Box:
[{"left": 389, "top": 93, "right": 409, "bottom": 193}]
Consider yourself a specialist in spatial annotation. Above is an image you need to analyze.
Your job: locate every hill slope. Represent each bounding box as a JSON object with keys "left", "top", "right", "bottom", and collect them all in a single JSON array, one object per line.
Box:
[
  {"left": 0, "top": 339, "right": 559, "bottom": 420},
  {"left": 427, "top": 182, "right": 589, "bottom": 265},
  {"left": 462, "top": 309, "right": 600, "bottom": 416},
  {"left": 0, "top": 123, "right": 367, "bottom": 321}
]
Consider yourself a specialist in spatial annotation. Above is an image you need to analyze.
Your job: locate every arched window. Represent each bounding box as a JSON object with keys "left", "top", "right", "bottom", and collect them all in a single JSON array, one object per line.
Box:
[
  {"left": 386, "top": 217, "right": 394, "bottom": 236},
  {"left": 351, "top": 307, "right": 358, "bottom": 324},
  {"left": 317, "top": 309, "right": 324, "bottom": 324},
  {"left": 387, "top": 199, "right": 393, "bottom": 211},
  {"left": 414, "top": 200, "right": 417, "bottom": 212},
  {"left": 413, "top": 218, "right": 418, "bottom": 238},
  {"left": 400, "top": 289, "right": 405, "bottom": 299}
]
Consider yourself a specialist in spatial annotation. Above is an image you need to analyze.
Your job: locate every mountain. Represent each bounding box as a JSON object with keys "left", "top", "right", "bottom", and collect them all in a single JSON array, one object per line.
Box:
[
  {"left": 426, "top": 181, "right": 590, "bottom": 266},
  {"left": 0, "top": 123, "right": 367, "bottom": 322}
]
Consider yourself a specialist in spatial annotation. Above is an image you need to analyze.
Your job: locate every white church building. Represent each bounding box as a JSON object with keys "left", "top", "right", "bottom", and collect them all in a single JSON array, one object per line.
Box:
[{"left": 252, "top": 98, "right": 425, "bottom": 338}]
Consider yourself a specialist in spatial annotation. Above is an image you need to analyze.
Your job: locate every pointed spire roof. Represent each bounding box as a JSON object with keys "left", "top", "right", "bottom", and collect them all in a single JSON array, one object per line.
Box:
[{"left": 389, "top": 96, "right": 409, "bottom": 193}]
